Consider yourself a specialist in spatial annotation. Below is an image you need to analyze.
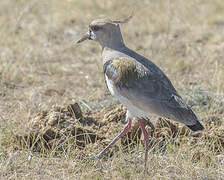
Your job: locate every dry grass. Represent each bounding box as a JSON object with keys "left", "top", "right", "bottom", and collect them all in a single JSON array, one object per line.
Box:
[{"left": 0, "top": 0, "right": 224, "bottom": 179}]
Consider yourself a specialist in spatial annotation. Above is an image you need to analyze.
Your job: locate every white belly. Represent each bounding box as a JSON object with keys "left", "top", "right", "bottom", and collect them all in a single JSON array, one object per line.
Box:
[{"left": 105, "top": 75, "right": 149, "bottom": 119}]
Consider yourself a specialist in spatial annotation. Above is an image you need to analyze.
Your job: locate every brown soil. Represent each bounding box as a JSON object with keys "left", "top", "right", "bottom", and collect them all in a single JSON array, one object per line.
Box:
[{"left": 14, "top": 103, "right": 224, "bottom": 158}]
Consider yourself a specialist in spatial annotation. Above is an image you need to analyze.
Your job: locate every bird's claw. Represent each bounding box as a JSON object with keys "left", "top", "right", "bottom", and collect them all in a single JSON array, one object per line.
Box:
[{"left": 83, "top": 153, "right": 103, "bottom": 160}]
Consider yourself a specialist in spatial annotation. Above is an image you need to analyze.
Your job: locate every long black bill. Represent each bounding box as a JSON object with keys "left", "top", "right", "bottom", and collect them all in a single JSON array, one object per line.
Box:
[{"left": 76, "top": 32, "right": 90, "bottom": 44}]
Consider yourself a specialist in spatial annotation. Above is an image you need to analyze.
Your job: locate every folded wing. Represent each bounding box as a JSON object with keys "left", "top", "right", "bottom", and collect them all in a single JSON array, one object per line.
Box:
[{"left": 104, "top": 58, "right": 204, "bottom": 131}]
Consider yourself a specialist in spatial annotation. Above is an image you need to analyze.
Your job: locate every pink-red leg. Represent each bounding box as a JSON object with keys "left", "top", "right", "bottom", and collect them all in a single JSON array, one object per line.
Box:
[
  {"left": 138, "top": 118, "right": 149, "bottom": 173},
  {"left": 85, "top": 118, "right": 132, "bottom": 159}
]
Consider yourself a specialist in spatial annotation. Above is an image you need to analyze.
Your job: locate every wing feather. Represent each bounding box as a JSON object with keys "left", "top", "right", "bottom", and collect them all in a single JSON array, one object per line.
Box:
[{"left": 103, "top": 58, "right": 199, "bottom": 125}]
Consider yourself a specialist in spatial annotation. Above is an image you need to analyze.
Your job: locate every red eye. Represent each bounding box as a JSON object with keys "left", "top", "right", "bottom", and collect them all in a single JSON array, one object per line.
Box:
[{"left": 91, "top": 25, "right": 100, "bottom": 31}]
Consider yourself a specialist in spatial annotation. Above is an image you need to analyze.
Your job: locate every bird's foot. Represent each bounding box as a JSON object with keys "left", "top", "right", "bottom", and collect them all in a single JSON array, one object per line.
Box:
[{"left": 83, "top": 153, "right": 104, "bottom": 172}]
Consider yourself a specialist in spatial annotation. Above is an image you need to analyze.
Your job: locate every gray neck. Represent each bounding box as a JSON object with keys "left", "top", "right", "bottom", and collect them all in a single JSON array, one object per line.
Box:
[{"left": 99, "top": 27, "right": 125, "bottom": 50}]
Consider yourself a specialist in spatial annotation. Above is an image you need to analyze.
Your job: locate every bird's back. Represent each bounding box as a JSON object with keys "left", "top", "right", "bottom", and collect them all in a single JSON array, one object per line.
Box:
[{"left": 103, "top": 46, "right": 204, "bottom": 131}]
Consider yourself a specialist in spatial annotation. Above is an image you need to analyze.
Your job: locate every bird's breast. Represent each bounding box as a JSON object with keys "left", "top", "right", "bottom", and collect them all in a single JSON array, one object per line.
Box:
[
  {"left": 105, "top": 74, "right": 148, "bottom": 119},
  {"left": 105, "top": 74, "right": 116, "bottom": 96}
]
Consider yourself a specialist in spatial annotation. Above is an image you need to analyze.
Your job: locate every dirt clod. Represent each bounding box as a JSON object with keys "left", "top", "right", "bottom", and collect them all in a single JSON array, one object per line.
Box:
[
  {"left": 68, "top": 103, "right": 83, "bottom": 119},
  {"left": 14, "top": 102, "right": 224, "bottom": 157}
]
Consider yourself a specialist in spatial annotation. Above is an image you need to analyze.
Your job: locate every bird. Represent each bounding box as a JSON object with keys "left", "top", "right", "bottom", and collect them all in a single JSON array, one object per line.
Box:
[{"left": 76, "top": 16, "right": 204, "bottom": 172}]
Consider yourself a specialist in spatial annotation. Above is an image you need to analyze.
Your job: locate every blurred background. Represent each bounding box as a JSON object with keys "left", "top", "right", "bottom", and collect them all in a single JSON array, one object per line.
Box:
[
  {"left": 0, "top": 0, "right": 224, "bottom": 179},
  {"left": 1, "top": 0, "right": 224, "bottom": 110}
]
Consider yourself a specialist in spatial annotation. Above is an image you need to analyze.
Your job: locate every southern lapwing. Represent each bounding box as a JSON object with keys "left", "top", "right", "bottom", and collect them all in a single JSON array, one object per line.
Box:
[{"left": 76, "top": 16, "right": 204, "bottom": 172}]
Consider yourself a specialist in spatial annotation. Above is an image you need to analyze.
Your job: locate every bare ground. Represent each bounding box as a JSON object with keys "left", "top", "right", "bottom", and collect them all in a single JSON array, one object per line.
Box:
[{"left": 0, "top": 0, "right": 224, "bottom": 179}]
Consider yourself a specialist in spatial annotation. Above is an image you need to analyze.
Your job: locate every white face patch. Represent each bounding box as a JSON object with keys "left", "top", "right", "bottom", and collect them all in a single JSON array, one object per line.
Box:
[{"left": 90, "top": 31, "right": 97, "bottom": 40}]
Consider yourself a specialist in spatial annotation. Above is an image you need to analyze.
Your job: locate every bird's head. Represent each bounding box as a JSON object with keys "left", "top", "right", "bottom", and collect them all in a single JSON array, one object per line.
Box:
[{"left": 77, "top": 15, "right": 132, "bottom": 48}]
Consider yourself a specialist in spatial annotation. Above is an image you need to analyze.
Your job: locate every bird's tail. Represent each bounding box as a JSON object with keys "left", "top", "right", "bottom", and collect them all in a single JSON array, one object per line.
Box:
[
  {"left": 186, "top": 120, "right": 204, "bottom": 131},
  {"left": 164, "top": 95, "right": 205, "bottom": 132}
]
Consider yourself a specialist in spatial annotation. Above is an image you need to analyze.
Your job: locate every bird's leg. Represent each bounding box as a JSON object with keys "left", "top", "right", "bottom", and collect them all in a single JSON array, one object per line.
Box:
[
  {"left": 146, "top": 117, "right": 155, "bottom": 136},
  {"left": 138, "top": 118, "right": 149, "bottom": 173},
  {"left": 85, "top": 118, "right": 132, "bottom": 159}
]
